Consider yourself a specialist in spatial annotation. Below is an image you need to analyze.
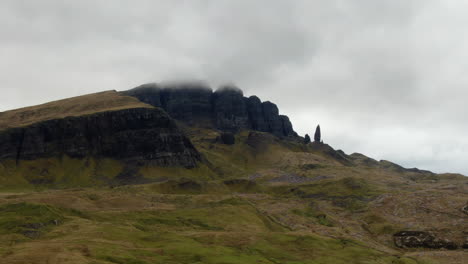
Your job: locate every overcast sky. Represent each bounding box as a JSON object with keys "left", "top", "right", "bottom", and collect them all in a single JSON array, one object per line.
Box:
[{"left": 1, "top": 1, "right": 467, "bottom": 175}]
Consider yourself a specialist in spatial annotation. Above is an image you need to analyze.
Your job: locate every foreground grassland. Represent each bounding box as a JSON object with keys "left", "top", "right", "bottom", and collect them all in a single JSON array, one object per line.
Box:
[{"left": 0, "top": 180, "right": 462, "bottom": 264}]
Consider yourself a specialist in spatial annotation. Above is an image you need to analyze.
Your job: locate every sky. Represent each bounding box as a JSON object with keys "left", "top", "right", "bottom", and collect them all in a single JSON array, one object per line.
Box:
[{"left": 1, "top": 1, "right": 467, "bottom": 175}]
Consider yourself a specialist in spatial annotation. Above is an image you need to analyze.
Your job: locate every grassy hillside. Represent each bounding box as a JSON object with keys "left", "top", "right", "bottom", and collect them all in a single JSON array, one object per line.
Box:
[
  {"left": 0, "top": 91, "right": 152, "bottom": 130},
  {"left": 0, "top": 117, "right": 466, "bottom": 263},
  {"left": 0, "top": 186, "right": 446, "bottom": 264}
]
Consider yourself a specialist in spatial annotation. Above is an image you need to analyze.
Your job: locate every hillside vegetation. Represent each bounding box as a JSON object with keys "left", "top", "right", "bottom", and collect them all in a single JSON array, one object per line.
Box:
[
  {"left": 0, "top": 127, "right": 466, "bottom": 264},
  {"left": 0, "top": 88, "right": 466, "bottom": 264},
  {"left": 0, "top": 91, "right": 152, "bottom": 130}
]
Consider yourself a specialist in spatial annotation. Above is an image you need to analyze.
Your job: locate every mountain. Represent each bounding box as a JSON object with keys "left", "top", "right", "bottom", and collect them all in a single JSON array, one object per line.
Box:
[{"left": 0, "top": 82, "right": 466, "bottom": 264}]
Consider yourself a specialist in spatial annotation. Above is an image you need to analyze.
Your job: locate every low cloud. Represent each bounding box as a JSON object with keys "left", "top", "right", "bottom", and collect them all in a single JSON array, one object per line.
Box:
[{"left": 0, "top": 0, "right": 466, "bottom": 174}]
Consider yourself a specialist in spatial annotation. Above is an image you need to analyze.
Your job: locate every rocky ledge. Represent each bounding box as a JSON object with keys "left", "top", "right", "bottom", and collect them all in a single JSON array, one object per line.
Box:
[
  {"left": 123, "top": 82, "right": 297, "bottom": 138},
  {"left": 393, "top": 231, "right": 459, "bottom": 250},
  {"left": 0, "top": 108, "right": 201, "bottom": 168}
]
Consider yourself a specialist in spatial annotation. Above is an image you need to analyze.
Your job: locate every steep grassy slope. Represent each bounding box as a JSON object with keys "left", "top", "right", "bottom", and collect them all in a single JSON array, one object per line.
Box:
[
  {"left": 0, "top": 157, "right": 124, "bottom": 190},
  {"left": 0, "top": 90, "right": 152, "bottom": 130}
]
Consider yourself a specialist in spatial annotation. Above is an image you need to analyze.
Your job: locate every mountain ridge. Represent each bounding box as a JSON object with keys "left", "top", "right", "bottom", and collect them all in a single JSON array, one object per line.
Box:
[
  {"left": 123, "top": 82, "right": 297, "bottom": 138},
  {"left": 0, "top": 83, "right": 459, "bottom": 177}
]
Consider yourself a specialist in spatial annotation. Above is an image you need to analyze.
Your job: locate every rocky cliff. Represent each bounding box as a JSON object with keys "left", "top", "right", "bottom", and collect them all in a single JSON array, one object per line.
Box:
[
  {"left": 0, "top": 107, "right": 201, "bottom": 168},
  {"left": 123, "top": 82, "right": 297, "bottom": 138}
]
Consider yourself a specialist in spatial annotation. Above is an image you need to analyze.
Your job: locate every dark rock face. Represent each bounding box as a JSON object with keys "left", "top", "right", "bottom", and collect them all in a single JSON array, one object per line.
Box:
[
  {"left": 393, "top": 231, "right": 458, "bottom": 250},
  {"left": 123, "top": 83, "right": 213, "bottom": 125},
  {"left": 280, "top": 115, "right": 295, "bottom": 137},
  {"left": 123, "top": 83, "right": 163, "bottom": 107},
  {"left": 0, "top": 108, "right": 201, "bottom": 168},
  {"left": 123, "top": 83, "right": 297, "bottom": 138},
  {"left": 246, "top": 96, "right": 267, "bottom": 131},
  {"left": 218, "top": 132, "right": 235, "bottom": 145},
  {"left": 261, "top": 102, "right": 283, "bottom": 136},
  {"left": 213, "top": 85, "right": 249, "bottom": 131}
]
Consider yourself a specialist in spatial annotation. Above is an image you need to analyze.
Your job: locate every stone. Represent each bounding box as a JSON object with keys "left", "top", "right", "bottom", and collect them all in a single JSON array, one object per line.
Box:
[{"left": 393, "top": 231, "right": 458, "bottom": 250}]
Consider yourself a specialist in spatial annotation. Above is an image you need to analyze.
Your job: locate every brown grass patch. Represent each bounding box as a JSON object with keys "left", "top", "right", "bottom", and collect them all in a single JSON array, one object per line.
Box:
[{"left": 0, "top": 90, "right": 152, "bottom": 130}]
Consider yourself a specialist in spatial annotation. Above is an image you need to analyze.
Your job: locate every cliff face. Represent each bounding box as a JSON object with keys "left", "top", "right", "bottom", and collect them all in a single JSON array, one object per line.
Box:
[
  {"left": 0, "top": 108, "right": 201, "bottom": 168},
  {"left": 123, "top": 83, "right": 297, "bottom": 138}
]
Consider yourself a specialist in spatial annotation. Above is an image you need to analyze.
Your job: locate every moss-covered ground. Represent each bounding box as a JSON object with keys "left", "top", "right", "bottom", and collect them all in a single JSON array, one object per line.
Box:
[{"left": 0, "top": 181, "right": 446, "bottom": 264}]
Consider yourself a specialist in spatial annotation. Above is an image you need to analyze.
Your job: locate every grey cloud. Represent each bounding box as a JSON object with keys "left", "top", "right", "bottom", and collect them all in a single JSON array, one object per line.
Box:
[{"left": 0, "top": 0, "right": 467, "bottom": 174}]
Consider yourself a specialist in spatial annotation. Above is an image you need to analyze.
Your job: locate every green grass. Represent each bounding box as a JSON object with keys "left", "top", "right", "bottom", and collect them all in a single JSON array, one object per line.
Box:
[
  {"left": 292, "top": 208, "right": 334, "bottom": 227},
  {"left": 0, "top": 202, "right": 86, "bottom": 238},
  {"left": 362, "top": 214, "right": 400, "bottom": 236},
  {"left": 98, "top": 199, "right": 283, "bottom": 233},
  {"left": 0, "top": 157, "right": 124, "bottom": 190},
  {"left": 273, "top": 177, "right": 381, "bottom": 212},
  {"left": 0, "top": 189, "right": 441, "bottom": 264},
  {"left": 88, "top": 227, "right": 415, "bottom": 264}
]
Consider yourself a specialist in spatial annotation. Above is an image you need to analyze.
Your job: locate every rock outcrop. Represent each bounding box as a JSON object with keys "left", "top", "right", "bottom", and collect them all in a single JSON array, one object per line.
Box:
[
  {"left": 393, "top": 231, "right": 458, "bottom": 250},
  {"left": 314, "top": 125, "right": 321, "bottom": 142},
  {"left": 218, "top": 132, "right": 235, "bottom": 145},
  {"left": 123, "top": 82, "right": 297, "bottom": 138},
  {"left": 0, "top": 108, "right": 201, "bottom": 168}
]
